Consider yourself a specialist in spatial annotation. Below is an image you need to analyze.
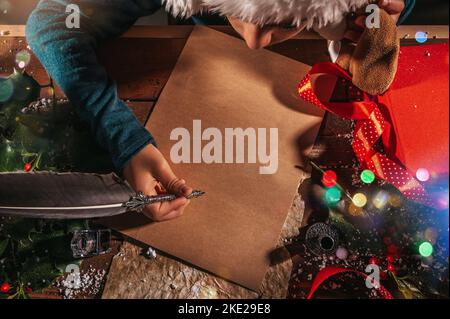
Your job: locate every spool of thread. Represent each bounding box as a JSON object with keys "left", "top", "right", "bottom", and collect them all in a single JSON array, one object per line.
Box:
[{"left": 305, "top": 222, "right": 339, "bottom": 256}]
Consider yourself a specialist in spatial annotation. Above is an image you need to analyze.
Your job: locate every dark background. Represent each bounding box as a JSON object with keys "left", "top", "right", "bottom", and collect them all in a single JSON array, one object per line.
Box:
[
  {"left": 0, "top": 0, "right": 448, "bottom": 25},
  {"left": 406, "top": 0, "right": 449, "bottom": 24}
]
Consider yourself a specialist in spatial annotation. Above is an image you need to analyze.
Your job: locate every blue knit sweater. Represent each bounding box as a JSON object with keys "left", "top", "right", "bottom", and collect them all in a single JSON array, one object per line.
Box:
[{"left": 25, "top": 0, "right": 415, "bottom": 173}]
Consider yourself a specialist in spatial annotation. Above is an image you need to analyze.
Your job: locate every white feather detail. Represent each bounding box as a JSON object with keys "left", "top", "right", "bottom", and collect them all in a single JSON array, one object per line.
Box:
[{"left": 0, "top": 204, "right": 123, "bottom": 211}]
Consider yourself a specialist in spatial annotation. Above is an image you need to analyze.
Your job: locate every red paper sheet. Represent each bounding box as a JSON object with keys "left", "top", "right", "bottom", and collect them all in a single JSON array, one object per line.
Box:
[{"left": 379, "top": 43, "right": 449, "bottom": 176}]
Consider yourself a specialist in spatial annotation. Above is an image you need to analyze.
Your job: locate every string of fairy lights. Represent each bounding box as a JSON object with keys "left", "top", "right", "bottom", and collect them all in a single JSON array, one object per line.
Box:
[{"left": 311, "top": 160, "right": 448, "bottom": 259}]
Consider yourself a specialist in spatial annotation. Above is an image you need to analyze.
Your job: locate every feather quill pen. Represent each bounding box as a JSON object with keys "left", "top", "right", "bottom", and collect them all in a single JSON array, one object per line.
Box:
[
  {"left": 0, "top": 172, "right": 205, "bottom": 219},
  {"left": 0, "top": 172, "right": 133, "bottom": 219}
]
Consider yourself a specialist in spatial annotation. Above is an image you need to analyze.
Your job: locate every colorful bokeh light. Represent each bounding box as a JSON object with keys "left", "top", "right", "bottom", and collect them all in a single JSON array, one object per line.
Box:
[
  {"left": 336, "top": 247, "right": 348, "bottom": 260},
  {"left": 416, "top": 168, "right": 431, "bottom": 182},
  {"left": 322, "top": 170, "right": 337, "bottom": 188},
  {"left": 389, "top": 195, "right": 403, "bottom": 208},
  {"left": 424, "top": 228, "right": 438, "bottom": 244},
  {"left": 415, "top": 31, "right": 428, "bottom": 44},
  {"left": 373, "top": 191, "right": 390, "bottom": 209},
  {"left": 361, "top": 169, "right": 376, "bottom": 184},
  {"left": 419, "top": 241, "right": 434, "bottom": 258},
  {"left": 15, "top": 50, "right": 31, "bottom": 69},
  {"left": 325, "top": 187, "right": 342, "bottom": 206},
  {"left": 352, "top": 193, "right": 368, "bottom": 208},
  {"left": 348, "top": 203, "right": 364, "bottom": 216},
  {"left": 0, "top": 77, "right": 14, "bottom": 103}
]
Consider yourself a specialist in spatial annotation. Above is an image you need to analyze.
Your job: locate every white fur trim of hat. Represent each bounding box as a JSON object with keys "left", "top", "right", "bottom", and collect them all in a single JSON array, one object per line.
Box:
[{"left": 163, "top": 0, "right": 370, "bottom": 34}]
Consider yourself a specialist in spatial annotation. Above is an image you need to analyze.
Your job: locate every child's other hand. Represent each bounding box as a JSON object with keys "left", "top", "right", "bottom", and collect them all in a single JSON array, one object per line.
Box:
[
  {"left": 344, "top": 0, "right": 405, "bottom": 42},
  {"left": 378, "top": 0, "right": 405, "bottom": 24},
  {"left": 123, "top": 144, "right": 193, "bottom": 222}
]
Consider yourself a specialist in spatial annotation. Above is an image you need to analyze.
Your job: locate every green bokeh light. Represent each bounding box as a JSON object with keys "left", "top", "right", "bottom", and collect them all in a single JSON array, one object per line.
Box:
[
  {"left": 0, "top": 77, "right": 14, "bottom": 103},
  {"left": 419, "top": 241, "right": 434, "bottom": 257},
  {"left": 15, "top": 50, "right": 32, "bottom": 68},
  {"left": 361, "top": 169, "right": 376, "bottom": 184},
  {"left": 325, "top": 186, "right": 342, "bottom": 206}
]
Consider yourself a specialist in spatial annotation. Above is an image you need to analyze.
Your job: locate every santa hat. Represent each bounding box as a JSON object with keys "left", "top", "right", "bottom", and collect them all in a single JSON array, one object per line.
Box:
[{"left": 163, "top": 0, "right": 369, "bottom": 30}]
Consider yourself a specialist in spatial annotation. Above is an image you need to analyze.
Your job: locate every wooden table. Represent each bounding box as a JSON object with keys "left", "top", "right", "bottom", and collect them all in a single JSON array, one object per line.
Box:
[
  {"left": 1, "top": 25, "right": 447, "bottom": 126},
  {"left": 1, "top": 25, "right": 448, "bottom": 299}
]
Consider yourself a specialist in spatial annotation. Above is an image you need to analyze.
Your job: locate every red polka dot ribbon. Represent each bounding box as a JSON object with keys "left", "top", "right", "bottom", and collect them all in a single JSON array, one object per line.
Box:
[{"left": 298, "top": 62, "right": 434, "bottom": 207}]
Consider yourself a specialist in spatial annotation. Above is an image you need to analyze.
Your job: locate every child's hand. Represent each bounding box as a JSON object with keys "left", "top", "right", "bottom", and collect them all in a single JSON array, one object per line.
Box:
[
  {"left": 378, "top": 0, "right": 405, "bottom": 24},
  {"left": 123, "top": 144, "right": 193, "bottom": 222},
  {"left": 344, "top": 0, "right": 405, "bottom": 42}
]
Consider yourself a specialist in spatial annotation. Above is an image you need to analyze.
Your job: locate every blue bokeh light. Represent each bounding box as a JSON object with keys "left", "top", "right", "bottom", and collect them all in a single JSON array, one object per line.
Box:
[{"left": 415, "top": 31, "right": 428, "bottom": 44}]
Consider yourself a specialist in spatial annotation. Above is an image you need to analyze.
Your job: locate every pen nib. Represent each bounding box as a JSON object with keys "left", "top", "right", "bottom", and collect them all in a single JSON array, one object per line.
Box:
[{"left": 187, "top": 190, "right": 206, "bottom": 199}]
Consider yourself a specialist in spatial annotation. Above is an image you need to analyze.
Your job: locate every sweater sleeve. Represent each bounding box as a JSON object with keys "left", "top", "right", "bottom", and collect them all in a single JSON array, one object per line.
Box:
[
  {"left": 26, "top": 0, "right": 162, "bottom": 173},
  {"left": 398, "top": 0, "right": 416, "bottom": 25}
]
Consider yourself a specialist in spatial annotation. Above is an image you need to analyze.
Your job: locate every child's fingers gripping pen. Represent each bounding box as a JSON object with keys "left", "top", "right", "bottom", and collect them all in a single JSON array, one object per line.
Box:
[{"left": 123, "top": 190, "right": 206, "bottom": 212}]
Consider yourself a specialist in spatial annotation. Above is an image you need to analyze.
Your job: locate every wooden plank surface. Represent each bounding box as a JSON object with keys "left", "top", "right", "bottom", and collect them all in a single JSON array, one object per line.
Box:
[
  {"left": 2, "top": 25, "right": 449, "bottom": 101},
  {"left": 1, "top": 25, "right": 449, "bottom": 39},
  {"left": 1, "top": 33, "right": 330, "bottom": 101}
]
